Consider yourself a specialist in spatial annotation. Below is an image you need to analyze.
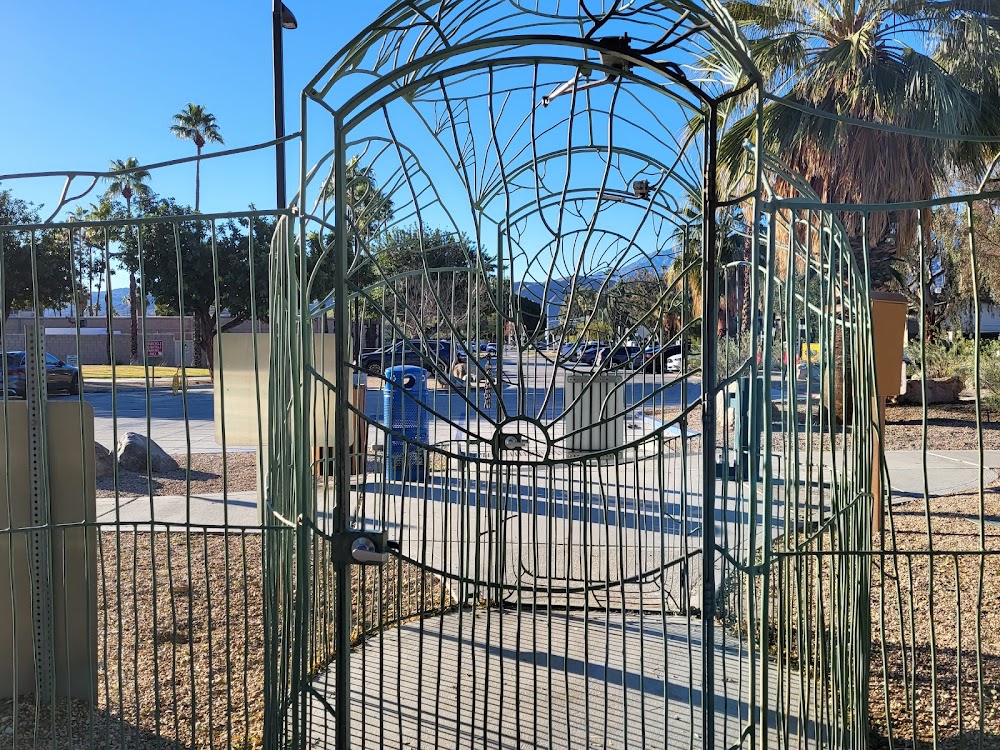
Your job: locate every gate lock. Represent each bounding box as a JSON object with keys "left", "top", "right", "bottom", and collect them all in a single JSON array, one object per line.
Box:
[{"left": 330, "top": 529, "right": 398, "bottom": 566}]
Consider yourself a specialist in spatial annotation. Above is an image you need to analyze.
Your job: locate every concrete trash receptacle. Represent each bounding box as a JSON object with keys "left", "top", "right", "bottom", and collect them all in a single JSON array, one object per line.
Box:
[
  {"left": 383, "top": 365, "right": 429, "bottom": 480},
  {"left": 563, "top": 371, "right": 625, "bottom": 453}
]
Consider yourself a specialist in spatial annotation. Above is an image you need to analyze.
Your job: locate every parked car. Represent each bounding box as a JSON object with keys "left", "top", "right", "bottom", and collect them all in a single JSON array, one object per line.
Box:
[
  {"left": 642, "top": 343, "right": 686, "bottom": 373},
  {"left": 358, "top": 339, "right": 456, "bottom": 376},
  {"left": 594, "top": 345, "right": 642, "bottom": 369},
  {"left": 558, "top": 342, "right": 580, "bottom": 361},
  {"left": 4, "top": 351, "right": 81, "bottom": 397},
  {"left": 574, "top": 343, "right": 606, "bottom": 365}
]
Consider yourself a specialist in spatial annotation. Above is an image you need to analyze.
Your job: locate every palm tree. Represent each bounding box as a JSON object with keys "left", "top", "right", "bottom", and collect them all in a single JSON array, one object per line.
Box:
[
  {"left": 104, "top": 157, "right": 151, "bottom": 365},
  {"left": 718, "top": 0, "right": 1000, "bottom": 286},
  {"left": 170, "top": 103, "right": 224, "bottom": 211}
]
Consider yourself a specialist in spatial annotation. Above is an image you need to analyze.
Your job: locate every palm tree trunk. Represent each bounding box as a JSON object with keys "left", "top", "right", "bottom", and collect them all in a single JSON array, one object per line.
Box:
[
  {"left": 129, "top": 271, "right": 139, "bottom": 365},
  {"left": 195, "top": 144, "right": 201, "bottom": 211}
]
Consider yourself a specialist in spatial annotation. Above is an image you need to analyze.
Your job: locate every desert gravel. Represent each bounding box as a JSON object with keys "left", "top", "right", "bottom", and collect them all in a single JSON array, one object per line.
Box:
[
  {"left": 0, "top": 531, "right": 450, "bottom": 750},
  {"left": 868, "top": 485, "right": 1000, "bottom": 748}
]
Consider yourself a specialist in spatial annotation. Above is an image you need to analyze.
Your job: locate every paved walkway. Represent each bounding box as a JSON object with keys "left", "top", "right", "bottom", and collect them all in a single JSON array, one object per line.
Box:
[
  {"left": 307, "top": 610, "right": 820, "bottom": 749},
  {"left": 885, "top": 450, "right": 1000, "bottom": 501},
  {"left": 95, "top": 491, "right": 260, "bottom": 528},
  {"left": 93, "top": 450, "right": 1000, "bottom": 532}
]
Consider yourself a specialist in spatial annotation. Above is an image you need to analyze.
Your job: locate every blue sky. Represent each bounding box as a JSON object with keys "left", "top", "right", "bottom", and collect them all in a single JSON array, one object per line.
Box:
[
  {"left": 0, "top": 0, "right": 394, "bottom": 216},
  {"left": 2, "top": 1, "right": 701, "bottom": 294}
]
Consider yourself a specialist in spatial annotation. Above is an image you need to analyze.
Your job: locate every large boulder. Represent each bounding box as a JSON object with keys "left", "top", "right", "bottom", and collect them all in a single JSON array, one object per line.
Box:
[
  {"left": 116, "top": 432, "right": 179, "bottom": 474},
  {"left": 896, "top": 377, "right": 964, "bottom": 405},
  {"left": 94, "top": 442, "right": 115, "bottom": 479}
]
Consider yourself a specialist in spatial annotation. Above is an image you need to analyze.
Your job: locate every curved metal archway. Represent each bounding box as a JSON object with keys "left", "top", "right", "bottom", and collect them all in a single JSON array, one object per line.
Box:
[{"left": 263, "top": 2, "right": 877, "bottom": 749}]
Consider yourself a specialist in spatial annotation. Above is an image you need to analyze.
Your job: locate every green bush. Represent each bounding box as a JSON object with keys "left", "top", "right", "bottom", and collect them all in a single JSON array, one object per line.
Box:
[{"left": 904, "top": 337, "right": 973, "bottom": 381}]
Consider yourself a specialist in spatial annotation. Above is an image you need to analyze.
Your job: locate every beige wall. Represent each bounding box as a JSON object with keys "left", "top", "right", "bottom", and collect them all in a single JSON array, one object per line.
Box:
[
  {"left": 0, "top": 402, "right": 97, "bottom": 700},
  {"left": 3, "top": 315, "right": 269, "bottom": 366}
]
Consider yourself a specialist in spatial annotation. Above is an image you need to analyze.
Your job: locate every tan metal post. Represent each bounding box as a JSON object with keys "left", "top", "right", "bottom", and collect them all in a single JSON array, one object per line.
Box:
[{"left": 869, "top": 293, "right": 908, "bottom": 534}]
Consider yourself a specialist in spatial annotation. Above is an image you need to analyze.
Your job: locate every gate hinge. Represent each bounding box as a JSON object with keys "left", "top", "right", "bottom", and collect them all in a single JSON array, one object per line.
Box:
[{"left": 330, "top": 528, "right": 397, "bottom": 566}]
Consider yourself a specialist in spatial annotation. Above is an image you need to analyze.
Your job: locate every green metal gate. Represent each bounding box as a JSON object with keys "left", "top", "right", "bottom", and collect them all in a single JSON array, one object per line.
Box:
[{"left": 263, "top": 2, "right": 879, "bottom": 748}]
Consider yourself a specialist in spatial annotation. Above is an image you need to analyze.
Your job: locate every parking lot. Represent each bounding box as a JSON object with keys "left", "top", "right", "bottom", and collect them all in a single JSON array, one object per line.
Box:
[{"left": 53, "top": 350, "right": 699, "bottom": 456}]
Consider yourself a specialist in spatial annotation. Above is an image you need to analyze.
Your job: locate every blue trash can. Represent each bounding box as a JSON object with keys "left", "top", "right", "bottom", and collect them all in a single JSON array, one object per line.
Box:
[{"left": 383, "top": 365, "right": 429, "bottom": 481}]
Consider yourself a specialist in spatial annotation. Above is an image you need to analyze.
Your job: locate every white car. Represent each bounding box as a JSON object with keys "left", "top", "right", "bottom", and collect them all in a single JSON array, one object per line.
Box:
[{"left": 665, "top": 353, "right": 682, "bottom": 373}]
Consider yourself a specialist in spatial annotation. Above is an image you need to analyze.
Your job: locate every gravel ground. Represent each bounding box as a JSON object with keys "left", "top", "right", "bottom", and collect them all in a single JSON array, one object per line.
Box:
[
  {"left": 763, "top": 400, "right": 1000, "bottom": 455},
  {"left": 0, "top": 530, "right": 451, "bottom": 750},
  {"left": 869, "top": 486, "right": 1000, "bottom": 748},
  {"left": 883, "top": 401, "right": 1000, "bottom": 451},
  {"left": 97, "top": 453, "right": 260, "bottom": 498}
]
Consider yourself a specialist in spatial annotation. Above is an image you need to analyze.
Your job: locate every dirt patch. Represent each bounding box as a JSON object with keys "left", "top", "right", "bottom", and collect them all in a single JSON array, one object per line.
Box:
[
  {"left": 869, "top": 487, "right": 1000, "bottom": 748},
  {"left": 97, "top": 453, "right": 259, "bottom": 498},
  {"left": 883, "top": 402, "right": 1000, "bottom": 451},
  {"left": 0, "top": 530, "right": 451, "bottom": 749}
]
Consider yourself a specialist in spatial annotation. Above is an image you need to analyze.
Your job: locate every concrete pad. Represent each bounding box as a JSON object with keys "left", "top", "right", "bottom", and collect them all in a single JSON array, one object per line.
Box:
[
  {"left": 883, "top": 450, "right": 1000, "bottom": 501},
  {"left": 307, "top": 610, "right": 825, "bottom": 749},
  {"left": 95, "top": 491, "right": 259, "bottom": 529}
]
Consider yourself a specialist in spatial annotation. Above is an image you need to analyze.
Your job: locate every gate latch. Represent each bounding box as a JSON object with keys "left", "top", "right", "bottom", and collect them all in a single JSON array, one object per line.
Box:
[{"left": 330, "top": 528, "right": 396, "bottom": 566}]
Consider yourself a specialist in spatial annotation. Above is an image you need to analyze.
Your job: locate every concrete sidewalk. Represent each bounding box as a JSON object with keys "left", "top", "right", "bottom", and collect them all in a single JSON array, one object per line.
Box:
[
  {"left": 91, "top": 450, "right": 1000, "bottom": 531},
  {"left": 885, "top": 450, "right": 1000, "bottom": 502},
  {"left": 95, "top": 491, "right": 259, "bottom": 528}
]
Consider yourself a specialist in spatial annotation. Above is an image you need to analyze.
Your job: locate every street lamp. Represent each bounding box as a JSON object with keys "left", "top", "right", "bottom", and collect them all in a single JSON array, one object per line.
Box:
[{"left": 272, "top": 1, "right": 298, "bottom": 209}]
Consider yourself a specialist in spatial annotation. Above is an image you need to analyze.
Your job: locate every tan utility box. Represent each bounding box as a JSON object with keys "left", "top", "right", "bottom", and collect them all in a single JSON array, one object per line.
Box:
[
  {"left": 214, "top": 333, "right": 342, "bottom": 446},
  {"left": 563, "top": 371, "right": 625, "bottom": 453},
  {"left": 0, "top": 402, "right": 97, "bottom": 701},
  {"left": 214, "top": 332, "right": 369, "bottom": 472},
  {"left": 871, "top": 292, "right": 908, "bottom": 397}
]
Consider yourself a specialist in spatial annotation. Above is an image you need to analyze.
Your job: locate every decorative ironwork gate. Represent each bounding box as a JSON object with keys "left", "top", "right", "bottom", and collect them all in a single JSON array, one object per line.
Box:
[{"left": 263, "top": 2, "right": 878, "bottom": 748}]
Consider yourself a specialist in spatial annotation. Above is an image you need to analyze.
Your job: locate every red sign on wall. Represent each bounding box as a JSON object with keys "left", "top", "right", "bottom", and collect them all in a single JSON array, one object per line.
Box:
[{"left": 146, "top": 340, "right": 164, "bottom": 358}]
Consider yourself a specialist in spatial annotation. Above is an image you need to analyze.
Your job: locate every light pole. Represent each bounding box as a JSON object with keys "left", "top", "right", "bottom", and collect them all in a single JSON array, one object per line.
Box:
[{"left": 272, "top": 1, "right": 297, "bottom": 209}]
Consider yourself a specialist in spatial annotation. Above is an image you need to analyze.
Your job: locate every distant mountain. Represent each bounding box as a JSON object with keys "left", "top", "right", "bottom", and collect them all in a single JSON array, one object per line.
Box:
[{"left": 45, "top": 288, "right": 155, "bottom": 317}]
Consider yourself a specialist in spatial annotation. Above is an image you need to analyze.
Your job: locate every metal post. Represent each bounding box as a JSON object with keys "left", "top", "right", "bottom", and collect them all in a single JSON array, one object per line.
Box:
[
  {"left": 272, "top": 2, "right": 296, "bottom": 209},
  {"left": 25, "top": 322, "right": 54, "bottom": 701},
  {"left": 332, "top": 121, "right": 353, "bottom": 750},
  {"left": 700, "top": 101, "right": 719, "bottom": 748}
]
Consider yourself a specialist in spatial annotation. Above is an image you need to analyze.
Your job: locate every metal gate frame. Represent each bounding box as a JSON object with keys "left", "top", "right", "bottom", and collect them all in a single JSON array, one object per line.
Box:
[{"left": 262, "top": 2, "right": 880, "bottom": 748}]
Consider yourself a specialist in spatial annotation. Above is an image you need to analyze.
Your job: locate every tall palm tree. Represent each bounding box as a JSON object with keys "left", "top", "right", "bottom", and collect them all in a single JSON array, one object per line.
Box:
[
  {"left": 104, "top": 157, "right": 151, "bottom": 365},
  {"left": 84, "top": 199, "right": 116, "bottom": 362},
  {"left": 170, "top": 103, "right": 224, "bottom": 211},
  {"left": 718, "top": 0, "right": 1000, "bottom": 286}
]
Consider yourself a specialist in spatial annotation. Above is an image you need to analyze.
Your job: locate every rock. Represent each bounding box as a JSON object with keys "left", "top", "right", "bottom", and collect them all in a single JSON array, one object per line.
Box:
[
  {"left": 896, "top": 377, "right": 964, "bottom": 405},
  {"left": 116, "top": 432, "right": 179, "bottom": 474},
  {"left": 94, "top": 442, "right": 115, "bottom": 479}
]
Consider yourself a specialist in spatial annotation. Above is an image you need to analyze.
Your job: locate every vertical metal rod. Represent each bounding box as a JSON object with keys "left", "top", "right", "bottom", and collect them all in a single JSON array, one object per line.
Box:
[
  {"left": 332, "top": 118, "right": 354, "bottom": 750},
  {"left": 700, "top": 101, "right": 719, "bottom": 748}
]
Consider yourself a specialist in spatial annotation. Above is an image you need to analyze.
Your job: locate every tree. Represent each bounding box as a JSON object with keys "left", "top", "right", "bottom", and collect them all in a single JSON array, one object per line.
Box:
[
  {"left": 104, "top": 157, "right": 151, "bottom": 364},
  {"left": 512, "top": 295, "right": 544, "bottom": 342},
  {"left": 66, "top": 206, "right": 105, "bottom": 318},
  {"left": 169, "top": 103, "right": 224, "bottom": 212},
  {"left": 122, "top": 194, "right": 270, "bottom": 372},
  {"left": 914, "top": 200, "right": 1000, "bottom": 337},
  {"left": 559, "top": 284, "right": 600, "bottom": 339},
  {"left": 83, "top": 199, "right": 117, "bottom": 317},
  {"left": 312, "top": 156, "right": 396, "bottom": 292},
  {"left": 369, "top": 225, "right": 489, "bottom": 338},
  {"left": 605, "top": 270, "right": 671, "bottom": 340},
  {"left": 718, "top": 0, "right": 1000, "bottom": 287},
  {"left": 0, "top": 190, "right": 76, "bottom": 319}
]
